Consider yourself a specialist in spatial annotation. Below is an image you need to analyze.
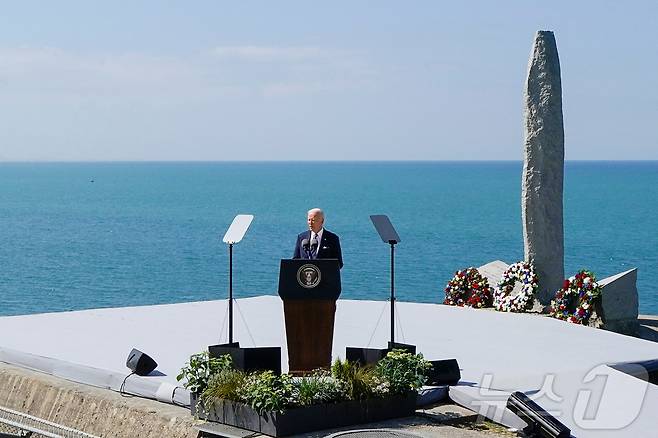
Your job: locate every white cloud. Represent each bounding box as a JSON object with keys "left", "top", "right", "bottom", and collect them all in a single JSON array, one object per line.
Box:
[
  {"left": 0, "top": 47, "right": 211, "bottom": 99},
  {"left": 0, "top": 46, "right": 377, "bottom": 100},
  {"left": 210, "top": 45, "right": 328, "bottom": 61},
  {"left": 206, "top": 46, "right": 381, "bottom": 97},
  {"left": 0, "top": 45, "right": 386, "bottom": 160}
]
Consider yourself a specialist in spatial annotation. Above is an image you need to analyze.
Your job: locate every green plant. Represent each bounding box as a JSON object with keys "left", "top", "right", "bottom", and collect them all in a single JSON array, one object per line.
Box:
[
  {"left": 241, "top": 371, "right": 296, "bottom": 414},
  {"left": 194, "top": 351, "right": 432, "bottom": 417},
  {"left": 202, "top": 368, "right": 247, "bottom": 408},
  {"left": 176, "top": 351, "right": 232, "bottom": 394},
  {"left": 331, "top": 358, "right": 382, "bottom": 400},
  {"left": 294, "top": 370, "right": 346, "bottom": 406},
  {"left": 375, "top": 349, "right": 431, "bottom": 395}
]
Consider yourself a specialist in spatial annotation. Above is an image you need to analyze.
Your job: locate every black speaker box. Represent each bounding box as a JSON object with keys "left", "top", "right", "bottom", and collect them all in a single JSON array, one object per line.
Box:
[
  {"left": 209, "top": 343, "right": 282, "bottom": 375},
  {"left": 126, "top": 348, "right": 158, "bottom": 376},
  {"left": 427, "top": 359, "right": 461, "bottom": 385},
  {"left": 345, "top": 347, "right": 388, "bottom": 366},
  {"left": 346, "top": 342, "right": 417, "bottom": 367}
]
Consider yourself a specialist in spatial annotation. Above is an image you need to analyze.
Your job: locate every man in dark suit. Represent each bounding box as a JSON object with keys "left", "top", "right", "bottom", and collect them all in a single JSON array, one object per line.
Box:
[{"left": 293, "top": 208, "right": 343, "bottom": 269}]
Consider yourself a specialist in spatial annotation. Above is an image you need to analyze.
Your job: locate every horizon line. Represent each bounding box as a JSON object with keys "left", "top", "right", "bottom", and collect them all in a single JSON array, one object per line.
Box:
[{"left": 2, "top": 159, "right": 658, "bottom": 164}]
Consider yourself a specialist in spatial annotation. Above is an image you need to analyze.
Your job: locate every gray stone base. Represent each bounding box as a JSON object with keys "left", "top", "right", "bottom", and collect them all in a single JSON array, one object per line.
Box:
[
  {"left": 476, "top": 260, "right": 508, "bottom": 289},
  {"left": 0, "top": 363, "right": 199, "bottom": 438},
  {"left": 477, "top": 261, "right": 641, "bottom": 336},
  {"left": 595, "top": 269, "right": 639, "bottom": 336}
]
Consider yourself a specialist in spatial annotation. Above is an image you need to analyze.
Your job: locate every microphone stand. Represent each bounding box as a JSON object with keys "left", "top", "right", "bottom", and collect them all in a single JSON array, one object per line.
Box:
[{"left": 302, "top": 238, "right": 312, "bottom": 259}]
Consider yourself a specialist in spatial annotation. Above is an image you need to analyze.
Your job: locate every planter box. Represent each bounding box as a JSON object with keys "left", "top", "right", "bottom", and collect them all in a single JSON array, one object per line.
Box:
[
  {"left": 190, "top": 393, "right": 222, "bottom": 423},
  {"left": 192, "top": 392, "right": 417, "bottom": 436}
]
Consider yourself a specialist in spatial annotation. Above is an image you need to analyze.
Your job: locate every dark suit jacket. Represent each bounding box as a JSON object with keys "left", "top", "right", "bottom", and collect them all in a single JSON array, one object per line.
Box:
[{"left": 293, "top": 229, "right": 343, "bottom": 269}]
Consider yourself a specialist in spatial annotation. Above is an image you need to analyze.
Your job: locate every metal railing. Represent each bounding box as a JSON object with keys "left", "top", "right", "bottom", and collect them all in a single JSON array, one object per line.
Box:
[{"left": 0, "top": 406, "right": 98, "bottom": 438}]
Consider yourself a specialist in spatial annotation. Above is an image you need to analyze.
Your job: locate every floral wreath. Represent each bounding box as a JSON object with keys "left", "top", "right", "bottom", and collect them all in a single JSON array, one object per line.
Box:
[
  {"left": 444, "top": 267, "right": 493, "bottom": 308},
  {"left": 494, "top": 261, "right": 538, "bottom": 312},
  {"left": 549, "top": 270, "right": 602, "bottom": 325}
]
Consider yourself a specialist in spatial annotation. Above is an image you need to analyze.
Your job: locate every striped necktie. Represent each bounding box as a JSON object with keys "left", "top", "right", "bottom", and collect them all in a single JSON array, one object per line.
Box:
[{"left": 311, "top": 232, "right": 319, "bottom": 257}]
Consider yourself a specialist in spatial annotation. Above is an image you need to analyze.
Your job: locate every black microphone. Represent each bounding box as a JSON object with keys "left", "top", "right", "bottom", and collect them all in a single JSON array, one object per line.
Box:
[
  {"left": 310, "top": 238, "right": 318, "bottom": 253},
  {"left": 301, "top": 238, "right": 310, "bottom": 252}
]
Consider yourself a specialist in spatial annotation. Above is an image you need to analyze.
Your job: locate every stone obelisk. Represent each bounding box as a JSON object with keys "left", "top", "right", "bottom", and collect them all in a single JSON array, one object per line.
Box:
[{"left": 522, "top": 31, "right": 564, "bottom": 305}]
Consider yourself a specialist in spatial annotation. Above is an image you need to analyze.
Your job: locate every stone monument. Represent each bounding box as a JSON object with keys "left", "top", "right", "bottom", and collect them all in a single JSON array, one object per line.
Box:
[
  {"left": 476, "top": 31, "right": 640, "bottom": 335},
  {"left": 522, "top": 30, "right": 565, "bottom": 305}
]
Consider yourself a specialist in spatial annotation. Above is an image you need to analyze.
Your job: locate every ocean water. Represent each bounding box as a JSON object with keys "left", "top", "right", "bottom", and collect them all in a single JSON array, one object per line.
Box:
[{"left": 1, "top": 161, "right": 657, "bottom": 316}]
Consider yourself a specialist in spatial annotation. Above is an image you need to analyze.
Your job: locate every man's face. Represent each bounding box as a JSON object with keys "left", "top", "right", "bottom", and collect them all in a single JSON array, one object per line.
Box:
[{"left": 307, "top": 211, "right": 324, "bottom": 233}]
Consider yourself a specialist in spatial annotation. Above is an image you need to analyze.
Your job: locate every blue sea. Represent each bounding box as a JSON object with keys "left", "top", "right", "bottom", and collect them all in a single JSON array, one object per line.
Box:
[{"left": 1, "top": 162, "right": 657, "bottom": 316}]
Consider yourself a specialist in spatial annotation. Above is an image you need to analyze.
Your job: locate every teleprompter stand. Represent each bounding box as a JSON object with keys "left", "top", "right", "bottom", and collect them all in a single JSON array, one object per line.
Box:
[
  {"left": 346, "top": 215, "right": 460, "bottom": 386},
  {"left": 346, "top": 215, "right": 415, "bottom": 365},
  {"left": 208, "top": 214, "right": 281, "bottom": 374},
  {"left": 278, "top": 258, "right": 341, "bottom": 374}
]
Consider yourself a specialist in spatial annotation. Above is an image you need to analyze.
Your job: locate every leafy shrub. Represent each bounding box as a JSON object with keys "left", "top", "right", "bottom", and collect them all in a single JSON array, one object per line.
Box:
[
  {"left": 294, "top": 370, "right": 346, "bottom": 406},
  {"left": 241, "top": 371, "right": 296, "bottom": 414},
  {"left": 176, "top": 352, "right": 232, "bottom": 395},
  {"left": 375, "top": 349, "right": 431, "bottom": 395}
]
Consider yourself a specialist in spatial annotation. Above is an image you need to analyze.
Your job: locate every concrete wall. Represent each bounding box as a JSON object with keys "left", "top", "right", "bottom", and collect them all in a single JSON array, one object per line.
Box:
[{"left": 0, "top": 363, "right": 199, "bottom": 438}]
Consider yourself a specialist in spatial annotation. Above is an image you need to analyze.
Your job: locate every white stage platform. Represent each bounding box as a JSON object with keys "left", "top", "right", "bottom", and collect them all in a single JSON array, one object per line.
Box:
[{"left": 1, "top": 296, "right": 658, "bottom": 437}]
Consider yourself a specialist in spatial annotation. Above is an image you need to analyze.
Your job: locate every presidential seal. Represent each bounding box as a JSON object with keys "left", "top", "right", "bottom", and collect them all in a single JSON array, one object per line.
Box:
[{"left": 297, "top": 264, "right": 321, "bottom": 289}]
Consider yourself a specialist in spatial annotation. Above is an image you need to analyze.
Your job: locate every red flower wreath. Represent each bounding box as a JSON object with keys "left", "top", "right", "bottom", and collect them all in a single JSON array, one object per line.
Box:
[
  {"left": 444, "top": 267, "right": 493, "bottom": 308},
  {"left": 549, "top": 270, "right": 602, "bottom": 325}
]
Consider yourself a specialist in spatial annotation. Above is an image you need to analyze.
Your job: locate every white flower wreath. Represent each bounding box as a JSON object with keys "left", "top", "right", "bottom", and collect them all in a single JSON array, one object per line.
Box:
[{"left": 494, "top": 261, "right": 538, "bottom": 312}]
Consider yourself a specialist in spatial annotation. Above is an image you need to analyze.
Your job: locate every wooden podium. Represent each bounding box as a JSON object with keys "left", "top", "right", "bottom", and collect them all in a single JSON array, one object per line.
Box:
[{"left": 278, "top": 259, "right": 341, "bottom": 374}]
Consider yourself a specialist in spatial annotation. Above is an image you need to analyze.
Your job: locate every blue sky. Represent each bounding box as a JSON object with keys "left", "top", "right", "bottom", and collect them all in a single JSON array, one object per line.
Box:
[{"left": 0, "top": 1, "right": 656, "bottom": 161}]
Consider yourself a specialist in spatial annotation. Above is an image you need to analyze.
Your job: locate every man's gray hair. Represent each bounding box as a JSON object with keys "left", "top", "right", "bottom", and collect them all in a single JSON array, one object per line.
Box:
[{"left": 308, "top": 208, "right": 324, "bottom": 218}]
